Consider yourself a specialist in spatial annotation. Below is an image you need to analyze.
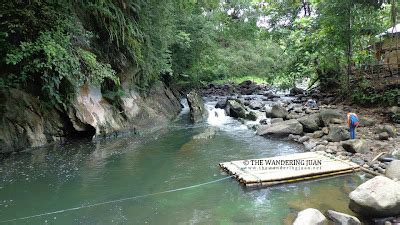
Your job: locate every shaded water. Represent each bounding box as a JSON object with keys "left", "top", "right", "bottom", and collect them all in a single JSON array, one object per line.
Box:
[{"left": 0, "top": 101, "right": 367, "bottom": 225}]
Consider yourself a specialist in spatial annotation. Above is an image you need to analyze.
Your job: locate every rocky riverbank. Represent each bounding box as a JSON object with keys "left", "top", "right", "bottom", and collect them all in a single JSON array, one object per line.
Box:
[
  {"left": 200, "top": 80, "right": 400, "bottom": 224},
  {"left": 0, "top": 81, "right": 182, "bottom": 153}
]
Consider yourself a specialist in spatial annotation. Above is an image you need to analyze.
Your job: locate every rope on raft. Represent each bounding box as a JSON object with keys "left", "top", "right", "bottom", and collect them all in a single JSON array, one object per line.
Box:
[{"left": 0, "top": 175, "right": 234, "bottom": 223}]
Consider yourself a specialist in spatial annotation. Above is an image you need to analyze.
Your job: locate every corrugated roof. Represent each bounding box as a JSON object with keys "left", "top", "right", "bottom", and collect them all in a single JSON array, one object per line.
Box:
[{"left": 377, "top": 24, "right": 400, "bottom": 38}]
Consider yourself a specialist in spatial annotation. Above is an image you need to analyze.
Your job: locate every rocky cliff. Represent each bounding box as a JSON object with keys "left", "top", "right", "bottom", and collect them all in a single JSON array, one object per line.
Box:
[{"left": 0, "top": 81, "right": 182, "bottom": 153}]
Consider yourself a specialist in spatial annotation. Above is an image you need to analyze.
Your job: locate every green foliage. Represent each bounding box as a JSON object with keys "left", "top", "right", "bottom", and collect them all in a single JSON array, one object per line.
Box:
[
  {"left": 352, "top": 88, "right": 400, "bottom": 105},
  {"left": 1, "top": 0, "right": 120, "bottom": 107},
  {"left": 1, "top": 0, "right": 398, "bottom": 108}
]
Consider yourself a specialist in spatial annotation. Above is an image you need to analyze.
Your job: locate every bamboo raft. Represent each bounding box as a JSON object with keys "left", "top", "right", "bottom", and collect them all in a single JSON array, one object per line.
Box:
[{"left": 219, "top": 151, "right": 361, "bottom": 187}]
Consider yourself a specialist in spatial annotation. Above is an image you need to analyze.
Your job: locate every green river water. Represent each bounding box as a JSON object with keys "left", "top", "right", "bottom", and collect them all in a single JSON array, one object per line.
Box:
[{"left": 0, "top": 101, "right": 367, "bottom": 225}]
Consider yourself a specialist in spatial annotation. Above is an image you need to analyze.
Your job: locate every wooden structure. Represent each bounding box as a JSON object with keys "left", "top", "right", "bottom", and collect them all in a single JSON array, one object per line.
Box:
[
  {"left": 219, "top": 151, "right": 360, "bottom": 187},
  {"left": 375, "top": 24, "right": 400, "bottom": 69}
]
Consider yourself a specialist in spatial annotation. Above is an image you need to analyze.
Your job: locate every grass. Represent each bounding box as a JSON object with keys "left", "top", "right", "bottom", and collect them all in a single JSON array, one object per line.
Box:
[{"left": 211, "top": 76, "right": 269, "bottom": 85}]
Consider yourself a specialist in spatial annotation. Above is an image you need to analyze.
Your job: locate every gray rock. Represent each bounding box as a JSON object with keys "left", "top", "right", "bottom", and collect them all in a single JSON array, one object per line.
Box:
[
  {"left": 298, "top": 136, "right": 310, "bottom": 143},
  {"left": 289, "top": 87, "right": 305, "bottom": 96},
  {"left": 315, "top": 145, "right": 327, "bottom": 151},
  {"left": 294, "top": 107, "right": 303, "bottom": 113},
  {"left": 316, "top": 140, "right": 329, "bottom": 146},
  {"left": 248, "top": 101, "right": 263, "bottom": 110},
  {"left": 259, "top": 119, "right": 268, "bottom": 125},
  {"left": 379, "top": 132, "right": 390, "bottom": 140},
  {"left": 360, "top": 117, "right": 375, "bottom": 127},
  {"left": 266, "top": 104, "right": 288, "bottom": 119},
  {"left": 304, "top": 141, "right": 317, "bottom": 151},
  {"left": 187, "top": 91, "right": 208, "bottom": 123},
  {"left": 293, "top": 208, "right": 326, "bottom": 225},
  {"left": 288, "top": 134, "right": 301, "bottom": 141},
  {"left": 225, "top": 99, "right": 246, "bottom": 119},
  {"left": 322, "top": 127, "right": 329, "bottom": 135},
  {"left": 311, "top": 130, "right": 324, "bottom": 138},
  {"left": 351, "top": 157, "right": 365, "bottom": 166},
  {"left": 389, "top": 106, "right": 400, "bottom": 114},
  {"left": 385, "top": 160, "right": 400, "bottom": 181},
  {"left": 215, "top": 100, "right": 226, "bottom": 109},
  {"left": 341, "top": 139, "right": 369, "bottom": 154},
  {"left": 326, "top": 126, "right": 349, "bottom": 142},
  {"left": 257, "top": 119, "right": 303, "bottom": 136},
  {"left": 297, "top": 114, "right": 321, "bottom": 132},
  {"left": 245, "top": 111, "right": 258, "bottom": 121},
  {"left": 287, "top": 113, "right": 301, "bottom": 120},
  {"left": 376, "top": 125, "right": 397, "bottom": 138},
  {"left": 327, "top": 210, "right": 361, "bottom": 225},
  {"left": 349, "top": 176, "right": 400, "bottom": 217},
  {"left": 319, "top": 109, "right": 343, "bottom": 126},
  {"left": 271, "top": 118, "right": 284, "bottom": 124}
]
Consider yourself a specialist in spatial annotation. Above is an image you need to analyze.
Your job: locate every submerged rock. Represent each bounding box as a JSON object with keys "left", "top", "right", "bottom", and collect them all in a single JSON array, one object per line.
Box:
[
  {"left": 257, "top": 119, "right": 303, "bottom": 136},
  {"left": 292, "top": 208, "right": 326, "bottom": 225},
  {"left": 349, "top": 176, "right": 400, "bottom": 217},
  {"left": 326, "top": 210, "right": 361, "bottom": 225},
  {"left": 187, "top": 90, "right": 208, "bottom": 123},
  {"left": 192, "top": 127, "right": 217, "bottom": 140}
]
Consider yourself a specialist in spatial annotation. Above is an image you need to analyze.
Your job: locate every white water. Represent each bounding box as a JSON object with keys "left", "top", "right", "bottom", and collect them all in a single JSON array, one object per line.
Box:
[{"left": 205, "top": 101, "right": 249, "bottom": 131}]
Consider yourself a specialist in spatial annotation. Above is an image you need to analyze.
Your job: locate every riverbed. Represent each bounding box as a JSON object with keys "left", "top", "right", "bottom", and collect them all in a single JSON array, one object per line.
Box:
[{"left": 0, "top": 100, "right": 367, "bottom": 225}]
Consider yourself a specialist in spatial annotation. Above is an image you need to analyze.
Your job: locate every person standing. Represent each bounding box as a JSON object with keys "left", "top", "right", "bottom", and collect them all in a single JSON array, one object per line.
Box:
[{"left": 347, "top": 108, "right": 360, "bottom": 139}]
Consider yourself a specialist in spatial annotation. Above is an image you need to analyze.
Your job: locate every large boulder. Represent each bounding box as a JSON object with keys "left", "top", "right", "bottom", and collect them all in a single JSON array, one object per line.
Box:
[
  {"left": 376, "top": 125, "right": 397, "bottom": 138},
  {"left": 257, "top": 119, "right": 303, "bottom": 136},
  {"left": 297, "top": 114, "right": 321, "bottom": 132},
  {"left": 319, "top": 109, "right": 343, "bottom": 126},
  {"left": 326, "top": 126, "right": 349, "bottom": 142},
  {"left": 385, "top": 160, "right": 400, "bottom": 181},
  {"left": 215, "top": 100, "right": 226, "bottom": 109},
  {"left": 187, "top": 91, "right": 208, "bottom": 123},
  {"left": 359, "top": 116, "right": 375, "bottom": 127},
  {"left": 326, "top": 210, "right": 361, "bottom": 225},
  {"left": 225, "top": 99, "right": 246, "bottom": 119},
  {"left": 266, "top": 104, "right": 289, "bottom": 119},
  {"left": 292, "top": 208, "right": 326, "bottom": 225},
  {"left": 341, "top": 139, "right": 369, "bottom": 154},
  {"left": 289, "top": 87, "right": 305, "bottom": 96},
  {"left": 349, "top": 176, "right": 400, "bottom": 217}
]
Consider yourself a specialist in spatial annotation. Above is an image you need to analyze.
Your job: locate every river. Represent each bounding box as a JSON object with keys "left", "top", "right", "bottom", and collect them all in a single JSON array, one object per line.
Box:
[{"left": 0, "top": 99, "right": 367, "bottom": 225}]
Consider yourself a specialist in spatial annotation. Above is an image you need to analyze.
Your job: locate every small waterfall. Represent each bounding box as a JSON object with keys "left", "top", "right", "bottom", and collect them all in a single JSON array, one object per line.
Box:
[
  {"left": 206, "top": 105, "right": 229, "bottom": 126},
  {"left": 205, "top": 102, "right": 247, "bottom": 131},
  {"left": 179, "top": 98, "right": 190, "bottom": 115}
]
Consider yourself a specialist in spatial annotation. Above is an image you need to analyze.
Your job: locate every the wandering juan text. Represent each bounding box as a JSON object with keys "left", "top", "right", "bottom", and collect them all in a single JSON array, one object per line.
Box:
[{"left": 244, "top": 159, "right": 322, "bottom": 166}]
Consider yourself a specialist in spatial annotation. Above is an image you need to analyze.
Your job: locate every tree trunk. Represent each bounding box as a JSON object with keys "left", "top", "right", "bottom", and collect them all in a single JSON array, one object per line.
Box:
[{"left": 346, "top": 2, "right": 352, "bottom": 91}]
